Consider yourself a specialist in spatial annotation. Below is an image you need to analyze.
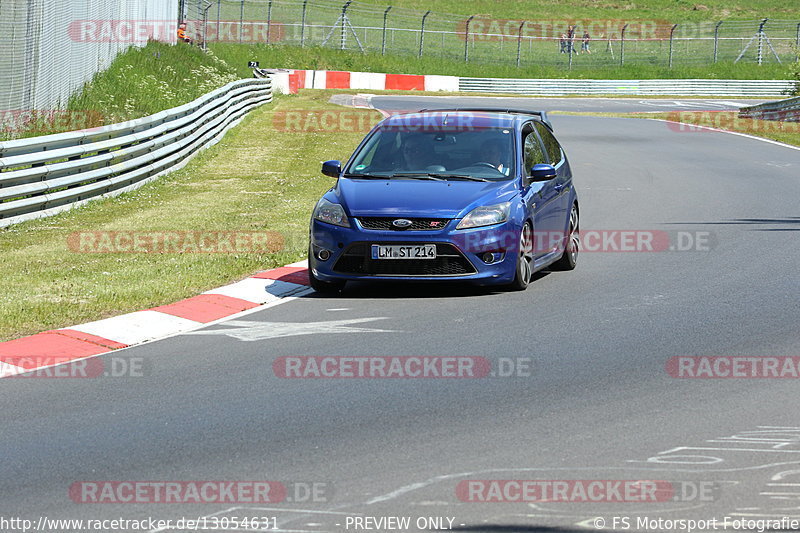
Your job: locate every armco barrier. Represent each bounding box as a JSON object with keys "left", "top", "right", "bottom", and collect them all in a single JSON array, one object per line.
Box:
[
  {"left": 458, "top": 78, "right": 795, "bottom": 97},
  {"left": 268, "top": 70, "right": 792, "bottom": 97},
  {"left": 0, "top": 78, "right": 272, "bottom": 228},
  {"left": 739, "top": 95, "right": 800, "bottom": 122}
]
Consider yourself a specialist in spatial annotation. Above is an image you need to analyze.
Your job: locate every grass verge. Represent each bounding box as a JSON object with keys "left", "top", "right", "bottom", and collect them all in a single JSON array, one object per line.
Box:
[
  {"left": 2, "top": 41, "right": 239, "bottom": 140},
  {"left": 211, "top": 44, "right": 794, "bottom": 82},
  {"left": 0, "top": 90, "right": 382, "bottom": 342}
]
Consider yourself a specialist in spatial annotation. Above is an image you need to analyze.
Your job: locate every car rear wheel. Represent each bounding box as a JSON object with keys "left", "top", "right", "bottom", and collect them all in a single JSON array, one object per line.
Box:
[
  {"left": 552, "top": 203, "right": 579, "bottom": 271},
  {"left": 506, "top": 223, "right": 534, "bottom": 291}
]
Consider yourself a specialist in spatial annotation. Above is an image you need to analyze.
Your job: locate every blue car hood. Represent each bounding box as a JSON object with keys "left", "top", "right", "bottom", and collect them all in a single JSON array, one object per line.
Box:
[{"left": 336, "top": 178, "right": 518, "bottom": 218}]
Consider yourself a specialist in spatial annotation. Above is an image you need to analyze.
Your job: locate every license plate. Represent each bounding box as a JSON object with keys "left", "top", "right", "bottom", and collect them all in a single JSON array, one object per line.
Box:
[{"left": 371, "top": 244, "right": 436, "bottom": 260}]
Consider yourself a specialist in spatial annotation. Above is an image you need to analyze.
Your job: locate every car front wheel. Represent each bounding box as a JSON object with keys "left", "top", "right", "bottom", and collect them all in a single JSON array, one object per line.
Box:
[{"left": 506, "top": 222, "right": 534, "bottom": 291}]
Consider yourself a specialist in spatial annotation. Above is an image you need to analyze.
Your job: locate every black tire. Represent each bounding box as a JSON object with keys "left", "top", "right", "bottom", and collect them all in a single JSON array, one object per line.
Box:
[
  {"left": 309, "top": 268, "right": 345, "bottom": 294},
  {"left": 552, "top": 203, "right": 579, "bottom": 271},
  {"left": 505, "top": 222, "right": 534, "bottom": 291}
]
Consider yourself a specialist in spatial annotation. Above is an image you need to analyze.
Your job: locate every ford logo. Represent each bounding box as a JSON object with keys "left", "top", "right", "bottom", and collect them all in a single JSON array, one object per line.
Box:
[{"left": 392, "top": 219, "right": 413, "bottom": 228}]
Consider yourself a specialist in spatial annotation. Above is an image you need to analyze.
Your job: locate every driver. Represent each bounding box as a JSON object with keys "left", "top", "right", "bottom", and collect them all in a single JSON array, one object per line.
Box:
[
  {"left": 483, "top": 139, "right": 511, "bottom": 175},
  {"left": 400, "top": 135, "right": 437, "bottom": 170}
]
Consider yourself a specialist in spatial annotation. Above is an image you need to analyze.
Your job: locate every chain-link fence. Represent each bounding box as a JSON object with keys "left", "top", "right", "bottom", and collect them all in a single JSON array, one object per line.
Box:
[
  {"left": 183, "top": 0, "right": 800, "bottom": 69},
  {"left": 0, "top": 0, "right": 178, "bottom": 116}
]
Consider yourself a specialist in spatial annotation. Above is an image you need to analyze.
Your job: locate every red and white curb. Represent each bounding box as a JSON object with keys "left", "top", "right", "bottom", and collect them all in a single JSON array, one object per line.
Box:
[
  {"left": 0, "top": 262, "right": 311, "bottom": 378},
  {"left": 268, "top": 69, "right": 459, "bottom": 94}
]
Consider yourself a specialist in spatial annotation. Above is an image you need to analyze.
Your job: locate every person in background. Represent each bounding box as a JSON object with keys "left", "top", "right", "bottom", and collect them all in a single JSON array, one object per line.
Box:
[
  {"left": 566, "top": 25, "right": 576, "bottom": 54},
  {"left": 581, "top": 31, "right": 591, "bottom": 54},
  {"left": 177, "top": 22, "right": 192, "bottom": 44},
  {"left": 559, "top": 33, "right": 567, "bottom": 53}
]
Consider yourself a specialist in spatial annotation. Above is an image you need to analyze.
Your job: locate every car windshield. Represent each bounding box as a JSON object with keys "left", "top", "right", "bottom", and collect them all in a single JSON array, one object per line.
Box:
[{"left": 345, "top": 126, "right": 516, "bottom": 180}]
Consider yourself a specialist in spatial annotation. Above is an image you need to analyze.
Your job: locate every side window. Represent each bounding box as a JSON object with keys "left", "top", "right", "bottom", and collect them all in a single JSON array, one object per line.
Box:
[
  {"left": 522, "top": 127, "right": 546, "bottom": 175},
  {"left": 535, "top": 122, "right": 563, "bottom": 166}
]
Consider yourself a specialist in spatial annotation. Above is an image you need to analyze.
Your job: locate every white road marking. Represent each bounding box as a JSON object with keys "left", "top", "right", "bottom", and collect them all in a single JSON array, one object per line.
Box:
[
  {"left": 652, "top": 118, "right": 800, "bottom": 152},
  {"left": 69, "top": 311, "right": 201, "bottom": 346},
  {"left": 184, "top": 317, "right": 397, "bottom": 341},
  {"left": 0, "top": 361, "right": 27, "bottom": 377},
  {"left": 205, "top": 278, "right": 306, "bottom": 304}
]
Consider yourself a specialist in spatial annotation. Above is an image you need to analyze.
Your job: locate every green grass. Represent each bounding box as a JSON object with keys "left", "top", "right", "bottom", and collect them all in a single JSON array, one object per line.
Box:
[
  {"left": 206, "top": 0, "right": 800, "bottom": 74},
  {"left": 353, "top": 0, "right": 800, "bottom": 21},
  {"left": 1, "top": 41, "right": 239, "bottom": 140},
  {"left": 212, "top": 43, "right": 795, "bottom": 81},
  {"left": 0, "top": 90, "right": 382, "bottom": 342}
]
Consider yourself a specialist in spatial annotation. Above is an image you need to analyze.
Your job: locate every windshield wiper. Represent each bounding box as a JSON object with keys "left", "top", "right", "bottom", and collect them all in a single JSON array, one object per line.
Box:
[
  {"left": 389, "top": 173, "right": 446, "bottom": 181},
  {"left": 342, "top": 172, "right": 386, "bottom": 179},
  {"left": 434, "top": 174, "right": 491, "bottom": 182}
]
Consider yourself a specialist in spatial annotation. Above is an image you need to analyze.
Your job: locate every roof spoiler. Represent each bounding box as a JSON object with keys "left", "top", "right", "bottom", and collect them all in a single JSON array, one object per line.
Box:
[{"left": 417, "top": 108, "right": 553, "bottom": 130}]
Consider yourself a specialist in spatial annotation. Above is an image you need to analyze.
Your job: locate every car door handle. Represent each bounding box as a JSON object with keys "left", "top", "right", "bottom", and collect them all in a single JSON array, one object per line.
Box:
[{"left": 554, "top": 183, "right": 565, "bottom": 192}]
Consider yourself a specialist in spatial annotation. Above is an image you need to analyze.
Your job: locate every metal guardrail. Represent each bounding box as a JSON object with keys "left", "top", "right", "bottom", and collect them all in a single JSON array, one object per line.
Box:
[
  {"left": 738, "top": 95, "right": 800, "bottom": 121},
  {"left": 0, "top": 78, "right": 272, "bottom": 228},
  {"left": 459, "top": 78, "right": 795, "bottom": 96}
]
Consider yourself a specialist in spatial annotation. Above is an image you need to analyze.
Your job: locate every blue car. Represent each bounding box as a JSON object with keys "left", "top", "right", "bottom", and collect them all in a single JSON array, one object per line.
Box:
[{"left": 308, "top": 108, "right": 579, "bottom": 293}]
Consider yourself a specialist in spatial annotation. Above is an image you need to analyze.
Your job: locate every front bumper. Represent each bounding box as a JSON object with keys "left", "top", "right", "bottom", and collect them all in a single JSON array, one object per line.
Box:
[{"left": 309, "top": 218, "right": 520, "bottom": 285}]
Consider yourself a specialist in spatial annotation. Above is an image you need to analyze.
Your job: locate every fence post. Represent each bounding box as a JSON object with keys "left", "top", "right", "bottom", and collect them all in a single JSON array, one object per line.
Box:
[
  {"left": 202, "top": 1, "right": 210, "bottom": 51},
  {"left": 216, "top": 0, "right": 221, "bottom": 42},
  {"left": 464, "top": 15, "right": 475, "bottom": 62},
  {"left": 757, "top": 18, "right": 767, "bottom": 66},
  {"left": 381, "top": 6, "right": 392, "bottom": 55},
  {"left": 713, "top": 21, "right": 722, "bottom": 63},
  {"left": 238, "top": 0, "right": 244, "bottom": 43},
  {"left": 668, "top": 24, "right": 678, "bottom": 68},
  {"left": 341, "top": 1, "right": 352, "bottom": 50},
  {"left": 796, "top": 22, "right": 800, "bottom": 61},
  {"left": 300, "top": 0, "right": 308, "bottom": 46},
  {"left": 419, "top": 10, "right": 431, "bottom": 58},
  {"left": 620, "top": 23, "right": 628, "bottom": 66},
  {"left": 516, "top": 21, "right": 525, "bottom": 68},
  {"left": 266, "top": 0, "right": 273, "bottom": 43}
]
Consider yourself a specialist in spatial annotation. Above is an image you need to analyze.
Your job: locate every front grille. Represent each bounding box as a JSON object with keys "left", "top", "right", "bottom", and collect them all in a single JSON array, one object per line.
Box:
[
  {"left": 333, "top": 243, "right": 476, "bottom": 277},
  {"left": 357, "top": 217, "right": 451, "bottom": 231}
]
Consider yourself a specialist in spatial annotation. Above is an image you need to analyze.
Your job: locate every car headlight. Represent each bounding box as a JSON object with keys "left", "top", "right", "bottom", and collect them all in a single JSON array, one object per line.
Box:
[
  {"left": 313, "top": 198, "right": 350, "bottom": 228},
  {"left": 457, "top": 202, "right": 511, "bottom": 230}
]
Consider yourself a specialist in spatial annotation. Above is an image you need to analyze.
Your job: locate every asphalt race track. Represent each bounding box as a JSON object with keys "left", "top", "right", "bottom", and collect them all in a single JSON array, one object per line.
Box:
[{"left": 1, "top": 96, "right": 799, "bottom": 533}]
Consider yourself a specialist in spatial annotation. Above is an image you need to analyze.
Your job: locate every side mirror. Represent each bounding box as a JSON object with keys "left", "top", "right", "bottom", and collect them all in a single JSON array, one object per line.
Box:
[
  {"left": 321, "top": 160, "right": 341, "bottom": 178},
  {"left": 530, "top": 163, "right": 556, "bottom": 182}
]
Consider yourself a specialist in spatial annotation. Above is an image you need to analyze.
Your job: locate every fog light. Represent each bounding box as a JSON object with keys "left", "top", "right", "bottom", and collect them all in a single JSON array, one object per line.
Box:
[
  {"left": 482, "top": 252, "right": 504, "bottom": 264},
  {"left": 318, "top": 249, "right": 331, "bottom": 261}
]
